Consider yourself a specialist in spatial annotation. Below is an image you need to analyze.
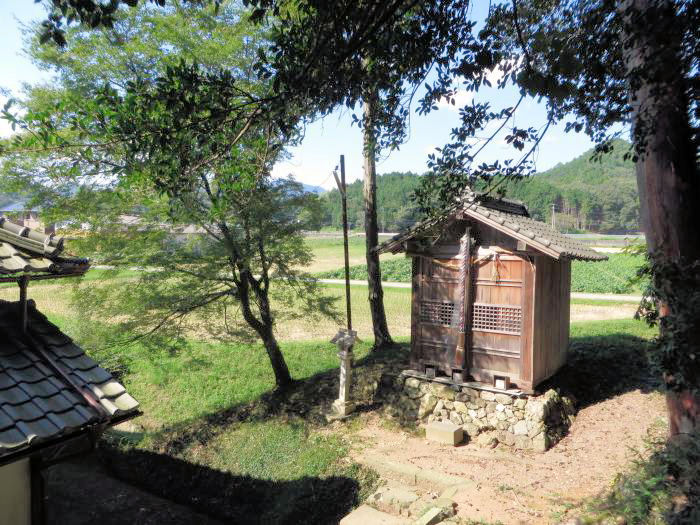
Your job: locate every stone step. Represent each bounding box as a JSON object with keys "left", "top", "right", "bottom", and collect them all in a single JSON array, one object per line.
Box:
[
  {"left": 339, "top": 504, "right": 410, "bottom": 524},
  {"left": 368, "top": 483, "right": 422, "bottom": 517},
  {"left": 358, "top": 453, "right": 472, "bottom": 491}
]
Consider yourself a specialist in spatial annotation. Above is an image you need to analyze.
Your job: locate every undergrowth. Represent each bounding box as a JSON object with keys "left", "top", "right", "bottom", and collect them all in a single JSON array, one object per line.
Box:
[{"left": 580, "top": 430, "right": 700, "bottom": 524}]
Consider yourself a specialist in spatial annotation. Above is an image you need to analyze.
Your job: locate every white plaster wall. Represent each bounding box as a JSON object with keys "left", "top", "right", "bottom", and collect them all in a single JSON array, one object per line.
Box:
[{"left": 0, "top": 458, "right": 31, "bottom": 525}]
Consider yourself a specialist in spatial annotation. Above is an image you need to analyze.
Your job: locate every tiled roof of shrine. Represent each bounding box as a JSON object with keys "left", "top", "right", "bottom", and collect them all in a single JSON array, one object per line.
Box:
[{"left": 376, "top": 193, "right": 607, "bottom": 261}]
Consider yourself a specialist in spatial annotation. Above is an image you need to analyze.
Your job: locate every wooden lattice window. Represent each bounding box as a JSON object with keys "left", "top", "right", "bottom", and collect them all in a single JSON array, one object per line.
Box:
[
  {"left": 472, "top": 303, "right": 522, "bottom": 334},
  {"left": 420, "top": 300, "right": 456, "bottom": 327}
]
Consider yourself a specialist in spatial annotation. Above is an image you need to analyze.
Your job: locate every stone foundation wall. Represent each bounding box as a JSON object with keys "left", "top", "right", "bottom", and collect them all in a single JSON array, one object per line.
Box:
[{"left": 381, "top": 373, "right": 576, "bottom": 452}]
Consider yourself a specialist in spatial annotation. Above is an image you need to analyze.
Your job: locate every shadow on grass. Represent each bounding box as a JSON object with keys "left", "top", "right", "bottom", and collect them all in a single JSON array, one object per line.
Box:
[
  {"left": 149, "top": 343, "right": 410, "bottom": 457},
  {"left": 540, "top": 333, "right": 662, "bottom": 408},
  {"left": 48, "top": 447, "right": 361, "bottom": 525}
]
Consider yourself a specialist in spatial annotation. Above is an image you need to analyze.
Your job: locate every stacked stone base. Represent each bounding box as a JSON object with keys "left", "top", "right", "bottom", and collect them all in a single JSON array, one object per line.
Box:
[{"left": 381, "top": 373, "right": 576, "bottom": 452}]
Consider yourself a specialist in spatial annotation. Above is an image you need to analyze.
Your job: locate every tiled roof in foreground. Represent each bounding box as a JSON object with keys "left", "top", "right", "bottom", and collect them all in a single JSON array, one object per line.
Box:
[
  {"left": 0, "top": 300, "right": 139, "bottom": 458},
  {"left": 376, "top": 193, "right": 607, "bottom": 261},
  {"left": 0, "top": 217, "right": 90, "bottom": 277}
]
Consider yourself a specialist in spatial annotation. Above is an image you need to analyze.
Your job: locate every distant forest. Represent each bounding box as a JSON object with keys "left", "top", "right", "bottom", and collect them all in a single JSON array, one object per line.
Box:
[{"left": 318, "top": 140, "right": 641, "bottom": 234}]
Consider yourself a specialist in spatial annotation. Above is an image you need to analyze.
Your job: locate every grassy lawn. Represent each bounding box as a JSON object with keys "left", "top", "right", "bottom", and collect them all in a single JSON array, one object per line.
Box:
[
  {"left": 5, "top": 255, "right": 665, "bottom": 522},
  {"left": 35, "top": 276, "right": 665, "bottom": 524},
  {"left": 302, "top": 234, "right": 400, "bottom": 273}
]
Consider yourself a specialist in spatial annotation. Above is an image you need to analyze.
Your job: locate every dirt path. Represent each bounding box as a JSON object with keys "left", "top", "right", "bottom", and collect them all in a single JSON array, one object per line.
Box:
[{"left": 350, "top": 389, "right": 666, "bottom": 524}]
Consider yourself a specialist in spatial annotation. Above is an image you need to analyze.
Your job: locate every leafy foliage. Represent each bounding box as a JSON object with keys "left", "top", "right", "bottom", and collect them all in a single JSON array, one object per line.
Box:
[
  {"left": 636, "top": 254, "right": 700, "bottom": 394},
  {"left": 584, "top": 430, "right": 700, "bottom": 524}
]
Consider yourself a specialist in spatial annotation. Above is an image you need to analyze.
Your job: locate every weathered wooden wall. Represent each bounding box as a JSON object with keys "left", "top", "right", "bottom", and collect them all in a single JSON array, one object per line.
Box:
[
  {"left": 531, "top": 257, "right": 571, "bottom": 387},
  {"left": 407, "top": 218, "right": 572, "bottom": 392}
]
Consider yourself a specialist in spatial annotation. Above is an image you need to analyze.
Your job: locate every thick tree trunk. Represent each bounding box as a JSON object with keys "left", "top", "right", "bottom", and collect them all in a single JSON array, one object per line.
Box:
[
  {"left": 362, "top": 90, "right": 394, "bottom": 349},
  {"left": 624, "top": 0, "right": 700, "bottom": 436}
]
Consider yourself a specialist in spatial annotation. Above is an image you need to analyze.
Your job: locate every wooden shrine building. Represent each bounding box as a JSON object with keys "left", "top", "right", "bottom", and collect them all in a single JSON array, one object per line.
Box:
[{"left": 376, "top": 193, "right": 607, "bottom": 393}]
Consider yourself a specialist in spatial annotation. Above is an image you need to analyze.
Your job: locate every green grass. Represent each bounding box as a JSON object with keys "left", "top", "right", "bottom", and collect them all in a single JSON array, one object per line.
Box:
[
  {"left": 50, "top": 311, "right": 377, "bottom": 428},
  {"left": 48, "top": 307, "right": 664, "bottom": 523},
  {"left": 317, "top": 253, "right": 648, "bottom": 294},
  {"left": 303, "top": 234, "right": 399, "bottom": 273},
  {"left": 203, "top": 420, "right": 348, "bottom": 481},
  {"left": 571, "top": 253, "right": 646, "bottom": 294}
]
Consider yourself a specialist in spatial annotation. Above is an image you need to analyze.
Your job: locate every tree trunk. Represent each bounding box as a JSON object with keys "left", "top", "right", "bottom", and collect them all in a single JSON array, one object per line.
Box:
[
  {"left": 237, "top": 268, "right": 293, "bottom": 390},
  {"left": 261, "top": 327, "right": 293, "bottom": 391},
  {"left": 624, "top": 0, "right": 700, "bottom": 436},
  {"left": 362, "top": 89, "right": 394, "bottom": 349}
]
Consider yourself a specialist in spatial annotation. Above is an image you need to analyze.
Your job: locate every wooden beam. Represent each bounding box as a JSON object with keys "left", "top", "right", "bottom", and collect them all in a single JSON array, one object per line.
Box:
[{"left": 18, "top": 275, "right": 28, "bottom": 333}]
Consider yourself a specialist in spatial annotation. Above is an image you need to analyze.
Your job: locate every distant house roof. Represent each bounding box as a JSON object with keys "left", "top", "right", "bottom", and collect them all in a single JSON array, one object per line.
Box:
[
  {"left": 0, "top": 300, "right": 139, "bottom": 459},
  {"left": 376, "top": 192, "right": 607, "bottom": 261},
  {"left": 0, "top": 216, "right": 90, "bottom": 278}
]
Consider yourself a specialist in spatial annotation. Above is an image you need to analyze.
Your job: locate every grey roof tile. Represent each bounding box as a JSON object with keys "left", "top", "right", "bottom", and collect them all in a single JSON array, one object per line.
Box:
[
  {"left": 6, "top": 365, "right": 47, "bottom": 384},
  {"left": 17, "top": 378, "right": 61, "bottom": 398},
  {"left": 0, "top": 385, "right": 31, "bottom": 405},
  {"left": 0, "top": 373, "right": 17, "bottom": 390},
  {"left": 71, "top": 366, "right": 113, "bottom": 386},
  {"left": 376, "top": 193, "right": 607, "bottom": 261},
  {"left": 2, "top": 400, "right": 45, "bottom": 422},
  {"left": 57, "top": 353, "right": 97, "bottom": 372},
  {"left": 0, "top": 427, "right": 27, "bottom": 450},
  {"left": 46, "top": 407, "right": 93, "bottom": 429},
  {"left": 1, "top": 352, "right": 35, "bottom": 370},
  {"left": 112, "top": 392, "right": 139, "bottom": 413},
  {"left": 0, "top": 408, "right": 14, "bottom": 430},
  {"left": 0, "top": 217, "right": 89, "bottom": 277},
  {"left": 0, "top": 300, "right": 139, "bottom": 458},
  {"left": 93, "top": 380, "right": 126, "bottom": 399},
  {"left": 32, "top": 392, "right": 76, "bottom": 414},
  {"left": 15, "top": 418, "right": 60, "bottom": 442}
]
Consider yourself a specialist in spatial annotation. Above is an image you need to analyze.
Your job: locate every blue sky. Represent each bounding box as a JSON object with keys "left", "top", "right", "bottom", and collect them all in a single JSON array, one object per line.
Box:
[{"left": 1, "top": 2, "right": 598, "bottom": 190}]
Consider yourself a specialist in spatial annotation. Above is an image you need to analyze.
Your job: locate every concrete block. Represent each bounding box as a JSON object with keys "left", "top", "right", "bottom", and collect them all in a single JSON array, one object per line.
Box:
[
  {"left": 339, "top": 504, "right": 407, "bottom": 525},
  {"left": 425, "top": 421, "right": 463, "bottom": 446},
  {"left": 414, "top": 506, "right": 444, "bottom": 525}
]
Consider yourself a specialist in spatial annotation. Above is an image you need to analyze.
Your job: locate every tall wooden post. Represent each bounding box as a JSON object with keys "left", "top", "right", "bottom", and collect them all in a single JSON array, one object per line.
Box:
[
  {"left": 454, "top": 228, "right": 471, "bottom": 382},
  {"left": 329, "top": 155, "right": 356, "bottom": 420},
  {"left": 338, "top": 155, "right": 352, "bottom": 330}
]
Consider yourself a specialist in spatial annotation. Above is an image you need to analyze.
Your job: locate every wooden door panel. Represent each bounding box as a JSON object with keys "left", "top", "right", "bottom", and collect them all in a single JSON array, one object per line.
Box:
[{"left": 469, "top": 257, "right": 524, "bottom": 384}]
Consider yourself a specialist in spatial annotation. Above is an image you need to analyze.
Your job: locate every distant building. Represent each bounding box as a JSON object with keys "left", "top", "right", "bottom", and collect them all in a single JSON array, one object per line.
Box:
[{"left": 0, "top": 201, "right": 53, "bottom": 234}]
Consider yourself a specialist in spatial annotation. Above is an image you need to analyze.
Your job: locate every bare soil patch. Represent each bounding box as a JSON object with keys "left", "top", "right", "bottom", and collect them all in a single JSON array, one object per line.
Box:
[{"left": 350, "top": 388, "right": 666, "bottom": 524}]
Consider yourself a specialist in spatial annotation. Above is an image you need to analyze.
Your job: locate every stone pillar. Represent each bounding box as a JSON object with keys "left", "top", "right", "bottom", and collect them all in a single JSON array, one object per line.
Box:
[{"left": 329, "top": 329, "right": 357, "bottom": 419}]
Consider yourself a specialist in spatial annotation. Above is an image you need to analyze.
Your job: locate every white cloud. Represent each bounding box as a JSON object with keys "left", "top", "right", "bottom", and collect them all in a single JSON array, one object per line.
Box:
[
  {"left": 435, "top": 89, "right": 473, "bottom": 112},
  {"left": 485, "top": 57, "right": 524, "bottom": 86}
]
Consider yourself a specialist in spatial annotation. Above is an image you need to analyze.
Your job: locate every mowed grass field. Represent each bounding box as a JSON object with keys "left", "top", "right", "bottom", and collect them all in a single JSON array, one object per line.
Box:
[{"left": 301, "top": 233, "right": 402, "bottom": 273}]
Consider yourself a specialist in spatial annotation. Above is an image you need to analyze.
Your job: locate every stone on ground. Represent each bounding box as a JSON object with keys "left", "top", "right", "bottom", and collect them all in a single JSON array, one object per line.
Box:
[
  {"left": 413, "top": 506, "right": 445, "bottom": 525},
  {"left": 425, "top": 421, "right": 463, "bottom": 446},
  {"left": 339, "top": 504, "right": 409, "bottom": 525},
  {"left": 370, "top": 484, "right": 420, "bottom": 515}
]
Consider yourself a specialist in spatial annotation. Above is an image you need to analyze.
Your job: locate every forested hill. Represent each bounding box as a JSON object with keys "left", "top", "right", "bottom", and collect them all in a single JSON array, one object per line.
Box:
[
  {"left": 499, "top": 139, "right": 640, "bottom": 233},
  {"left": 319, "top": 171, "right": 423, "bottom": 231},
  {"left": 318, "top": 140, "right": 640, "bottom": 234}
]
